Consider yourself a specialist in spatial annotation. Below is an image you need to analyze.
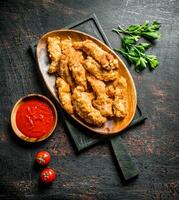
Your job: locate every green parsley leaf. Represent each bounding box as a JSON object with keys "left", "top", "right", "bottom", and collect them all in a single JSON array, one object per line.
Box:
[
  {"left": 146, "top": 55, "right": 159, "bottom": 70},
  {"left": 114, "top": 21, "right": 161, "bottom": 40},
  {"left": 113, "top": 21, "right": 161, "bottom": 72},
  {"left": 140, "top": 42, "right": 151, "bottom": 49},
  {"left": 122, "top": 35, "right": 140, "bottom": 48},
  {"left": 141, "top": 31, "right": 161, "bottom": 40}
]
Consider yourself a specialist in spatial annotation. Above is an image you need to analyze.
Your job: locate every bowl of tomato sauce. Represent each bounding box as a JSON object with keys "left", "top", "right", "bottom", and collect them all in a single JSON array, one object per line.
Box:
[{"left": 11, "top": 94, "right": 58, "bottom": 142}]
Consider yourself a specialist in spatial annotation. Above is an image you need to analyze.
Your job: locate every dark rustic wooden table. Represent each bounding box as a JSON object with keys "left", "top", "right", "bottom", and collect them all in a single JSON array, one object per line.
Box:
[{"left": 0, "top": 0, "right": 179, "bottom": 199}]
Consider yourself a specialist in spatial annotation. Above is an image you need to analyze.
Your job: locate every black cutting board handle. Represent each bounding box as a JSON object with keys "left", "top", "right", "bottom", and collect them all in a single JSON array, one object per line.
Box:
[{"left": 110, "top": 136, "right": 139, "bottom": 181}]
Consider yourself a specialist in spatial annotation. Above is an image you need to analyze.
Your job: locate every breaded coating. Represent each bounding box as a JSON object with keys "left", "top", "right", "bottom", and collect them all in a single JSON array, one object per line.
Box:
[
  {"left": 60, "top": 39, "right": 87, "bottom": 89},
  {"left": 72, "top": 86, "right": 107, "bottom": 126},
  {"left": 57, "top": 39, "right": 74, "bottom": 88},
  {"left": 56, "top": 77, "right": 73, "bottom": 114},
  {"left": 47, "top": 36, "right": 61, "bottom": 73},
  {"left": 92, "top": 98, "right": 113, "bottom": 118},
  {"left": 113, "top": 77, "right": 128, "bottom": 118},
  {"left": 68, "top": 51, "right": 87, "bottom": 90},
  {"left": 87, "top": 76, "right": 113, "bottom": 117},
  {"left": 57, "top": 54, "right": 74, "bottom": 89},
  {"left": 113, "top": 76, "right": 127, "bottom": 88},
  {"left": 73, "top": 40, "right": 118, "bottom": 71},
  {"left": 87, "top": 75, "right": 106, "bottom": 95},
  {"left": 105, "top": 84, "right": 115, "bottom": 98},
  {"left": 84, "top": 56, "right": 118, "bottom": 81}
]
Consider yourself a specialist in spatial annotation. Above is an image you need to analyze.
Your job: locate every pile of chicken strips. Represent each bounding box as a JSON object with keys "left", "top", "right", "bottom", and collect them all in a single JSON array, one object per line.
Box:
[{"left": 47, "top": 36, "right": 128, "bottom": 126}]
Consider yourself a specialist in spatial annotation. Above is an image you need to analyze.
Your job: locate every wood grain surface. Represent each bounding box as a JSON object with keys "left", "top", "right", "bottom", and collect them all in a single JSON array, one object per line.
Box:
[{"left": 0, "top": 0, "right": 179, "bottom": 199}]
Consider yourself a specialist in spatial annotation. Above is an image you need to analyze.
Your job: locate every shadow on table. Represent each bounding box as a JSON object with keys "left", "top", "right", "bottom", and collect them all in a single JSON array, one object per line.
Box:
[{"left": 7, "top": 123, "right": 49, "bottom": 149}]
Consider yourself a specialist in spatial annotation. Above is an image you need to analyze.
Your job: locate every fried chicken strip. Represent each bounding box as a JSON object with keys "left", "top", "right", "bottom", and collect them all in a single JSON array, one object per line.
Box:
[
  {"left": 84, "top": 56, "right": 118, "bottom": 81},
  {"left": 56, "top": 39, "right": 74, "bottom": 88},
  {"left": 68, "top": 51, "right": 87, "bottom": 90},
  {"left": 87, "top": 76, "right": 113, "bottom": 117},
  {"left": 72, "top": 86, "right": 106, "bottom": 126},
  {"left": 73, "top": 39, "right": 118, "bottom": 71},
  {"left": 113, "top": 76, "right": 128, "bottom": 118},
  {"left": 57, "top": 54, "right": 74, "bottom": 89},
  {"left": 47, "top": 36, "right": 61, "bottom": 73},
  {"left": 56, "top": 77, "right": 73, "bottom": 114},
  {"left": 59, "top": 39, "right": 87, "bottom": 89}
]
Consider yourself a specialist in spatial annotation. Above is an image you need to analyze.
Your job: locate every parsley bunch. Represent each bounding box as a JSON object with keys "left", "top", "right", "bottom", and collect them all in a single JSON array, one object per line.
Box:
[{"left": 113, "top": 21, "right": 161, "bottom": 72}]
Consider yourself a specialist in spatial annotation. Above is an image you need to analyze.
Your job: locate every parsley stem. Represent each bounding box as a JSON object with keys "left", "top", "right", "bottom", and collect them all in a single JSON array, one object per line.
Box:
[{"left": 112, "top": 29, "right": 124, "bottom": 38}]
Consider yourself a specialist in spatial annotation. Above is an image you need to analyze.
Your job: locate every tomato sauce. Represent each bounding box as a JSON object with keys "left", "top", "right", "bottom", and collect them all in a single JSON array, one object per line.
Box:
[{"left": 16, "top": 98, "right": 55, "bottom": 138}]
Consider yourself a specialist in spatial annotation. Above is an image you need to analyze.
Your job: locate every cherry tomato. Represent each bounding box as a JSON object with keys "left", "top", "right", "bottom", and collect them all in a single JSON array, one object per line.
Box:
[
  {"left": 40, "top": 168, "right": 56, "bottom": 184},
  {"left": 35, "top": 151, "right": 51, "bottom": 166}
]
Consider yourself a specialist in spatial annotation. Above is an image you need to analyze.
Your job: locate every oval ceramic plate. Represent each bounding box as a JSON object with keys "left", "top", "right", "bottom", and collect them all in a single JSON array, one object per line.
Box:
[{"left": 36, "top": 29, "right": 137, "bottom": 135}]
